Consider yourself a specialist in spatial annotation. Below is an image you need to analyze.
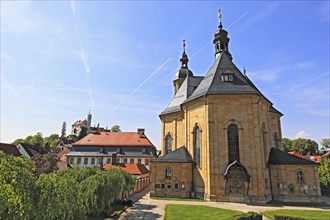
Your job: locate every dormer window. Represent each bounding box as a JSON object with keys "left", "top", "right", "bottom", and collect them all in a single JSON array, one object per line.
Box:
[{"left": 221, "top": 72, "right": 234, "bottom": 82}]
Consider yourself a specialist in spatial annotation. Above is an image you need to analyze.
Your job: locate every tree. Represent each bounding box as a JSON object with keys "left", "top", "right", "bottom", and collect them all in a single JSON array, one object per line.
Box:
[
  {"left": 319, "top": 157, "right": 330, "bottom": 188},
  {"left": 282, "top": 138, "right": 292, "bottom": 152},
  {"left": 61, "top": 121, "right": 67, "bottom": 138},
  {"left": 29, "top": 132, "right": 44, "bottom": 145},
  {"left": 111, "top": 125, "right": 121, "bottom": 132},
  {"left": 321, "top": 138, "right": 330, "bottom": 150},
  {"left": 36, "top": 173, "right": 86, "bottom": 220},
  {"left": 0, "top": 153, "right": 38, "bottom": 220},
  {"left": 32, "top": 153, "right": 58, "bottom": 175},
  {"left": 282, "top": 138, "right": 318, "bottom": 155},
  {"left": 44, "top": 134, "right": 60, "bottom": 148},
  {"left": 11, "top": 138, "right": 25, "bottom": 145}
]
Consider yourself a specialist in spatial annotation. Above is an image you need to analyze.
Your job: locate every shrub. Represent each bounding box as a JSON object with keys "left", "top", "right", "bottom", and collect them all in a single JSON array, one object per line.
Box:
[
  {"left": 227, "top": 211, "right": 262, "bottom": 220},
  {"left": 274, "top": 216, "right": 308, "bottom": 220}
]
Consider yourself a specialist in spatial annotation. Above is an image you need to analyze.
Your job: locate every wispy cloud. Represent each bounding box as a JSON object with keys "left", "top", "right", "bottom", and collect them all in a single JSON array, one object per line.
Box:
[
  {"left": 0, "top": 72, "right": 17, "bottom": 94},
  {"left": 248, "top": 69, "right": 280, "bottom": 83},
  {"left": 70, "top": 0, "right": 93, "bottom": 109},
  {"left": 111, "top": 58, "right": 172, "bottom": 113},
  {"left": 1, "top": 1, "right": 37, "bottom": 34},
  {"left": 295, "top": 61, "right": 315, "bottom": 70},
  {"left": 295, "top": 130, "right": 310, "bottom": 139},
  {"left": 237, "top": 2, "right": 281, "bottom": 34}
]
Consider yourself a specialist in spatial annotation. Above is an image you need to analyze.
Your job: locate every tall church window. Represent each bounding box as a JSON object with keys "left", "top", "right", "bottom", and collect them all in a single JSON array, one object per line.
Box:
[
  {"left": 194, "top": 126, "right": 201, "bottom": 167},
  {"left": 228, "top": 124, "right": 239, "bottom": 163},
  {"left": 165, "top": 134, "right": 172, "bottom": 154}
]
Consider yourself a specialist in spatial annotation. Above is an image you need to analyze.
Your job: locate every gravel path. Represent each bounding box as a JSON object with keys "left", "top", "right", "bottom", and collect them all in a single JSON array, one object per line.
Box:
[{"left": 119, "top": 187, "right": 329, "bottom": 220}]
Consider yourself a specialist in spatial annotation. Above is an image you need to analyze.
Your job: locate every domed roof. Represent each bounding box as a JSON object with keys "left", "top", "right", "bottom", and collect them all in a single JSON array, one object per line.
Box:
[{"left": 174, "top": 68, "right": 193, "bottom": 80}]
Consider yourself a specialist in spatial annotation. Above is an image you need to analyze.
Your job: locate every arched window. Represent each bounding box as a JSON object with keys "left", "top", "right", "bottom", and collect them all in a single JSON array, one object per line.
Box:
[
  {"left": 165, "top": 168, "right": 172, "bottom": 179},
  {"left": 194, "top": 126, "right": 201, "bottom": 167},
  {"left": 228, "top": 124, "right": 239, "bottom": 163},
  {"left": 296, "top": 170, "right": 303, "bottom": 182},
  {"left": 165, "top": 134, "right": 172, "bottom": 154}
]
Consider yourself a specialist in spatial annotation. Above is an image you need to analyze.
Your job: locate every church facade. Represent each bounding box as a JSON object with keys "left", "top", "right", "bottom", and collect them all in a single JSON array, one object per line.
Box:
[{"left": 150, "top": 12, "right": 322, "bottom": 203}]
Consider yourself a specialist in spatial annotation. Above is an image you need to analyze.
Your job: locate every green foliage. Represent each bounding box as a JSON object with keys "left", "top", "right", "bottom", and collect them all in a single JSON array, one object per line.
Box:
[
  {"left": 44, "top": 134, "right": 60, "bottom": 148},
  {"left": 0, "top": 153, "right": 38, "bottom": 220},
  {"left": 12, "top": 132, "right": 60, "bottom": 149},
  {"left": 262, "top": 209, "right": 330, "bottom": 220},
  {"left": 321, "top": 138, "right": 330, "bottom": 149},
  {"left": 318, "top": 157, "right": 330, "bottom": 188},
  {"left": 0, "top": 155, "right": 135, "bottom": 219},
  {"left": 274, "top": 216, "right": 307, "bottom": 220},
  {"left": 36, "top": 173, "right": 86, "bottom": 220},
  {"left": 282, "top": 138, "right": 318, "bottom": 155},
  {"left": 228, "top": 212, "right": 262, "bottom": 220},
  {"left": 110, "top": 125, "right": 121, "bottom": 132}
]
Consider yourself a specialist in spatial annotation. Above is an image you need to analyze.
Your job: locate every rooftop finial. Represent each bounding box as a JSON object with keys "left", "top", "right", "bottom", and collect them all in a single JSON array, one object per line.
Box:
[
  {"left": 243, "top": 66, "right": 246, "bottom": 75},
  {"left": 218, "top": 9, "right": 223, "bottom": 29},
  {"left": 182, "top": 39, "right": 186, "bottom": 53}
]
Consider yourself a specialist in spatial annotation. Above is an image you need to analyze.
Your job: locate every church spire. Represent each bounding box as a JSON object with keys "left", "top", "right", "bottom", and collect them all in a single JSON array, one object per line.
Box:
[
  {"left": 180, "top": 39, "right": 189, "bottom": 68},
  {"left": 213, "top": 9, "right": 232, "bottom": 60}
]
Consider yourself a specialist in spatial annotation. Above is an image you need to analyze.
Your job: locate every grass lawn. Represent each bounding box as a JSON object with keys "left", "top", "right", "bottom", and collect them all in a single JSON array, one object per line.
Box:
[
  {"left": 151, "top": 196, "right": 205, "bottom": 202},
  {"left": 164, "top": 204, "right": 243, "bottom": 220},
  {"left": 262, "top": 209, "right": 330, "bottom": 220}
]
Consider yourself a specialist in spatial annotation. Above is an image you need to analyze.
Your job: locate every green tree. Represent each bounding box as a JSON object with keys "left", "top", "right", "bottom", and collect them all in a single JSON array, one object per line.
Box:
[
  {"left": 11, "top": 138, "right": 25, "bottom": 145},
  {"left": 321, "top": 138, "right": 330, "bottom": 150},
  {"left": 291, "top": 138, "right": 318, "bottom": 155},
  {"left": 29, "top": 132, "right": 44, "bottom": 145},
  {"left": 318, "top": 157, "right": 330, "bottom": 188},
  {"left": 36, "top": 173, "right": 86, "bottom": 220},
  {"left": 282, "top": 138, "right": 318, "bottom": 155},
  {"left": 44, "top": 134, "right": 60, "bottom": 148},
  {"left": 282, "top": 138, "right": 292, "bottom": 152},
  {"left": 0, "top": 152, "right": 38, "bottom": 220},
  {"left": 111, "top": 125, "right": 121, "bottom": 132}
]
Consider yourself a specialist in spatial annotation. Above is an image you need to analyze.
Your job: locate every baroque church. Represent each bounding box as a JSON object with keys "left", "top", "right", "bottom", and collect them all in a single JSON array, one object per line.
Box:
[{"left": 150, "top": 11, "right": 322, "bottom": 203}]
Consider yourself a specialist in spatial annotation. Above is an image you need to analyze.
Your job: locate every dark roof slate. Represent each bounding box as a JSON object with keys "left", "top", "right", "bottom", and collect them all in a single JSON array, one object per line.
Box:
[
  {"left": 269, "top": 105, "right": 283, "bottom": 116},
  {"left": 268, "top": 148, "right": 318, "bottom": 165},
  {"left": 160, "top": 76, "right": 203, "bottom": 115},
  {"left": 184, "top": 52, "right": 260, "bottom": 103},
  {"left": 0, "top": 143, "right": 21, "bottom": 156},
  {"left": 152, "top": 146, "right": 194, "bottom": 163}
]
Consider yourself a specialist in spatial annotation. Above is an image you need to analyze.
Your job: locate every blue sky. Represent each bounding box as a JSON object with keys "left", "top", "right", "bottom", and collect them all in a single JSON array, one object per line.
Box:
[{"left": 1, "top": 1, "right": 329, "bottom": 149}]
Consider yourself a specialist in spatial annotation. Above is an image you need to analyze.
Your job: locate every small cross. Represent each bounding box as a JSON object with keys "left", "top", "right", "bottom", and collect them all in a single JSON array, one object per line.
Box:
[
  {"left": 218, "top": 9, "right": 222, "bottom": 21},
  {"left": 183, "top": 39, "right": 186, "bottom": 52}
]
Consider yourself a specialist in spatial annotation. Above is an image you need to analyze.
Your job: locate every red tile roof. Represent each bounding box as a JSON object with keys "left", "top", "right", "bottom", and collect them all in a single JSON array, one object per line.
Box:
[
  {"left": 73, "top": 132, "right": 154, "bottom": 147},
  {"left": 72, "top": 119, "right": 87, "bottom": 126},
  {"left": 103, "top": 163, "right": 149, "bottom": 175},
  {"left": 288, "top": 151, "right": 304, "bottom": 158},
  {"left": 0, "top": 143, "right": 21, "bottom": 156},
  {"left": 56, "top": 148, "right": 70, "bottom": 162}
]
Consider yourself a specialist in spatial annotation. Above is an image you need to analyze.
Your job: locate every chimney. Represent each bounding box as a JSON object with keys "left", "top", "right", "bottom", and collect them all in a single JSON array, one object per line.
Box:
[
  {"left": 112, "top": 153, "right": 117, "bottom": 165},
  {"left": 137, "top": 128, "right": 145, "bottom": 137}
]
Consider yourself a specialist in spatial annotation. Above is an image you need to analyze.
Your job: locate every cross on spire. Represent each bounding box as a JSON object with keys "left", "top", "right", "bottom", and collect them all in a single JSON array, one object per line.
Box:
[
  {"left": 183, "top": 39, "right": 186, "bottom": 53},
  {"left": 218, "top": 9, "right": 223, "bottom": 29}
]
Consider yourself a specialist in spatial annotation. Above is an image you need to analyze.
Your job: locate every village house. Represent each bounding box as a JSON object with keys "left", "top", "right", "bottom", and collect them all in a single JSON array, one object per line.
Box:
[{"left": 66, "top": 128, "right": 157, "bottom": 169}]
